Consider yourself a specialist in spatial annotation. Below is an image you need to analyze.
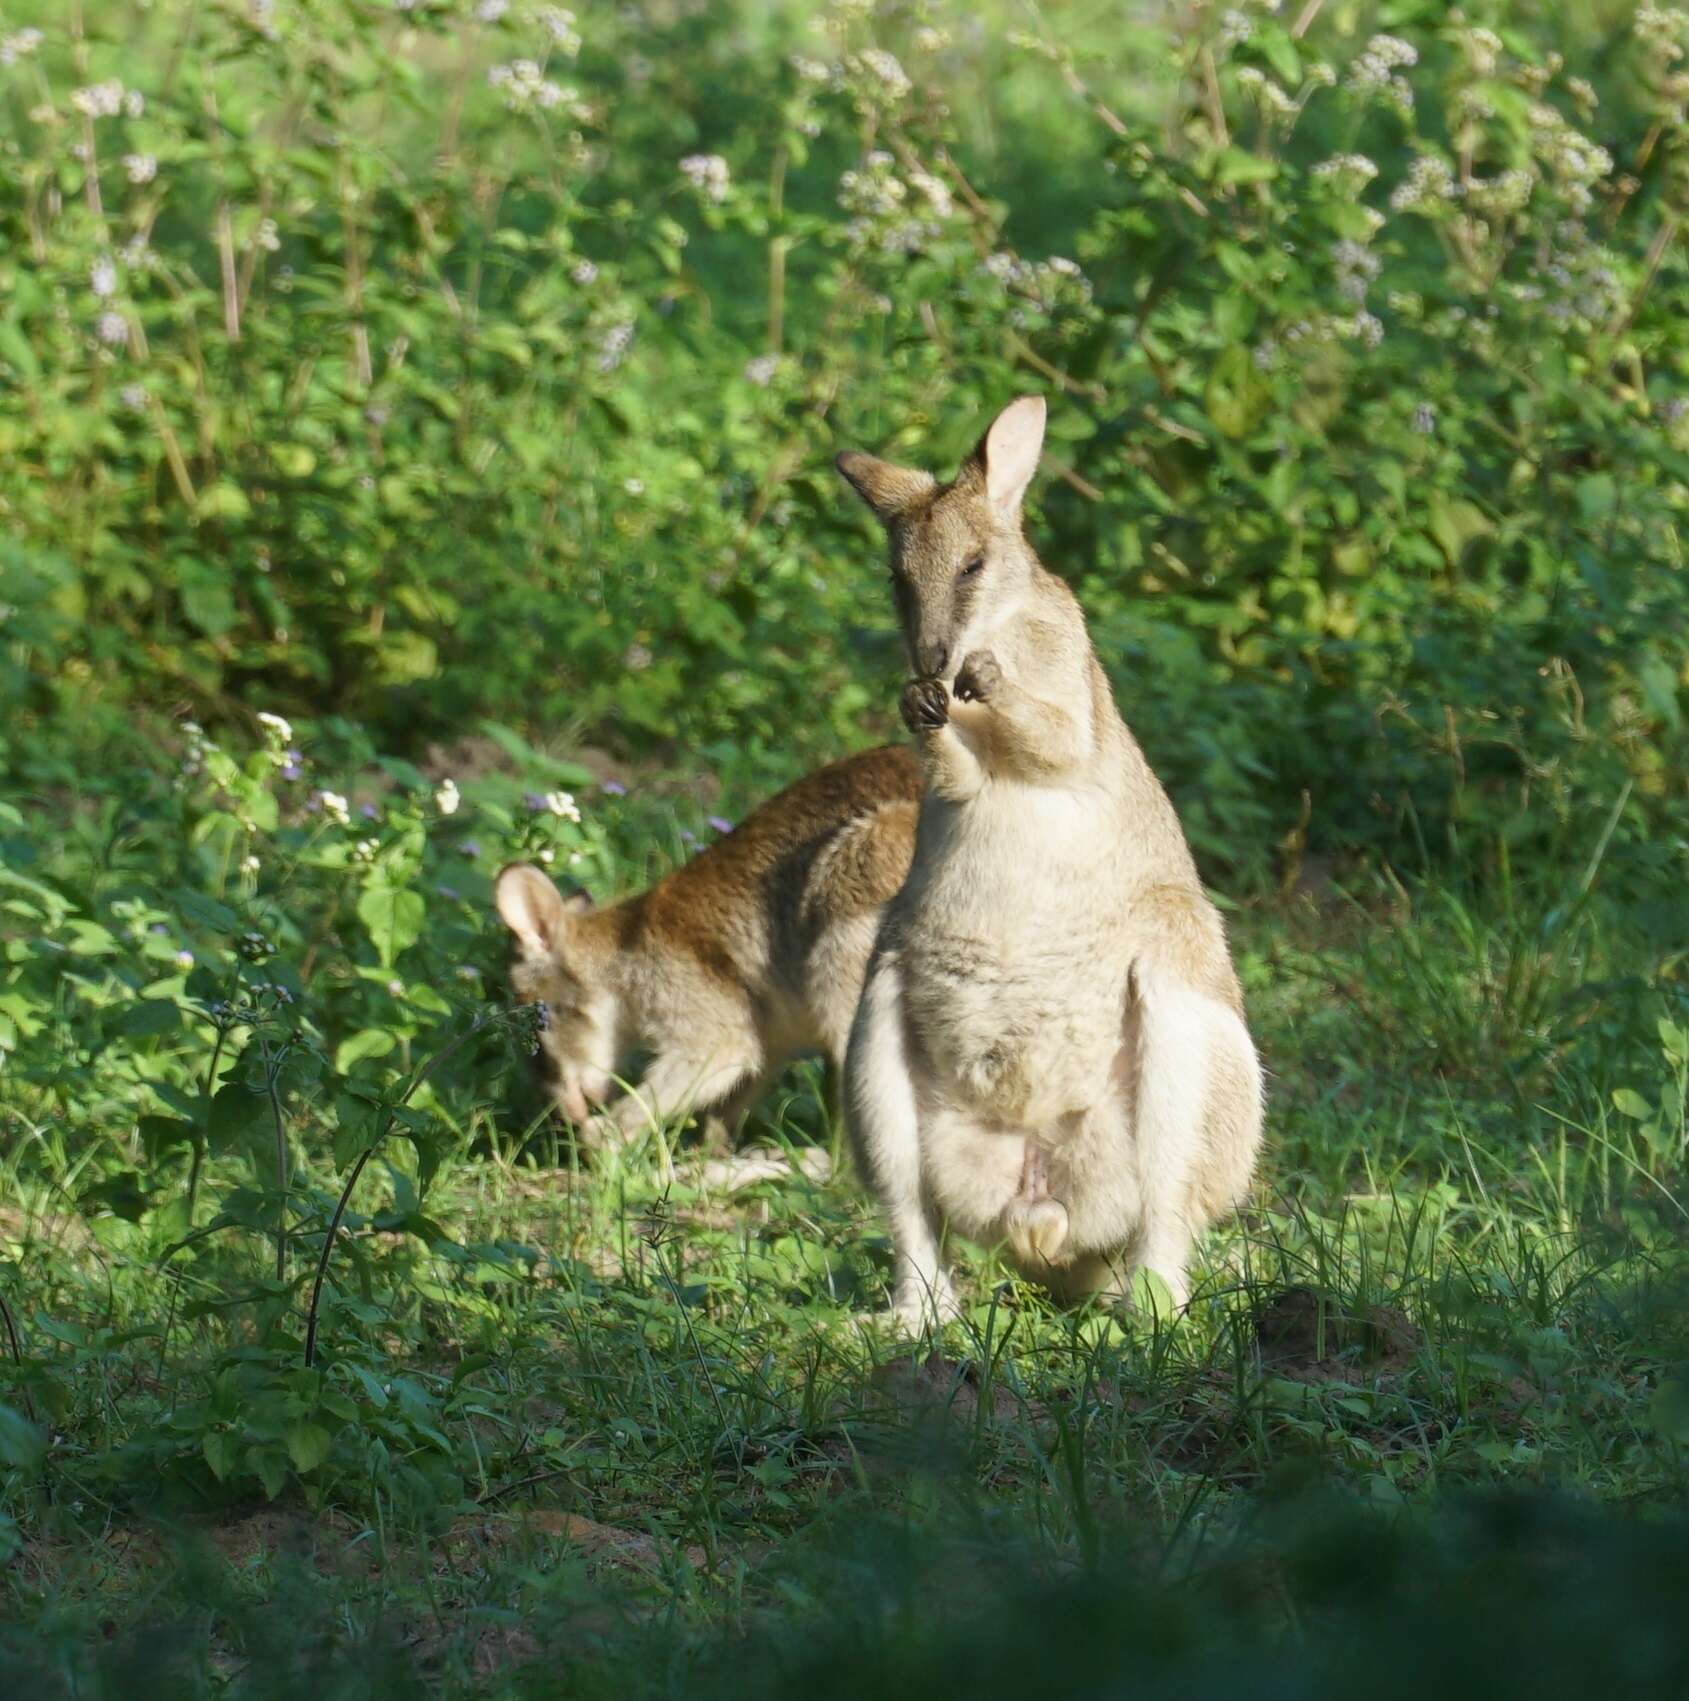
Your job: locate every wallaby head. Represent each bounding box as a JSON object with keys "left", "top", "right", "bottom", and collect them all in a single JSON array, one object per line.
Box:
[
  {"left": 837, "top": 394, "right": 1047, "bottom": 679},
  {"left": 494, "top": 862, "right": 616, "bottom": 1123}
]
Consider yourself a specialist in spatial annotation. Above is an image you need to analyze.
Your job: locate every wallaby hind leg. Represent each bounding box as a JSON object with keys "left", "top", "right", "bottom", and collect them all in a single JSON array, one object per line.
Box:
[
  {"left": 1125, "top": 977, "right": 1223, "bottom": 1310},
  {"left": 846, "top": 956, "right": 958, "bottom": 1329}
]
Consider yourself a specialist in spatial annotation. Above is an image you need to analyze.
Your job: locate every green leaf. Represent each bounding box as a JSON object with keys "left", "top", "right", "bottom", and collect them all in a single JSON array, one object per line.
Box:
[
  {"left": 285, "top": 1420, "right": 333, "bottom": 1474},
  {"left": 1204, "top": 345, "right": 1267, "bottom": 441},
  {"left": 202, "top": 1429, "right": 239, "bottom": 1482},
  {"left": 173, "top": 888, "right": 241, "bottom": 934},
  {"left": 335, "top": 1027, "right": 397, "bottom": 1073},
  {"left": 140, "top": 1115, "right": 198, "bottom": 1160},
  {"left": 0, "top": 1404, "right": 46, "bottom": 1473},
  {"left": 1575, "top": 473, "right": 1616, "bottom": 521},
  {"left": 111, "top": 999, "right": 184, "bottom": 1038},
  {"left": 196, "top": 480, "right": 252, "bottom": 521},
  {"left": 249, "top": 1446, "right": 289, "bottom": 1500},
  {"left": 357, "top": 884, "right": 425, "bottom": 967},
  {"left": 1611, "top": 1088, "right": 1654, "bottom": 1121},
  {"left": 1214, "top": 148, "right": 1278, "bottom": 186},
  {"left": 208, "top": 1080, "right": 270, "bottom": 1151}
]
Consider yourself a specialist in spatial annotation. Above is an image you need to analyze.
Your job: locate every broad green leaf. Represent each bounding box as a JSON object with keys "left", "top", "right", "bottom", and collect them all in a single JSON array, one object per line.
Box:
[
  {"left": 285, "top": 1420, "right": 333, "bottom": 1474},
  {"left": 357, "top": 884, "right": 425, "bottom": 967}
]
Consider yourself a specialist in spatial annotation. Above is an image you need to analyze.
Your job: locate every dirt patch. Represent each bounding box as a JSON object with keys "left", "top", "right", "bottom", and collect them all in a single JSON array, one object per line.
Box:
[
  {"left": 1252, "top": 1286, "right": 1424, "bottom": 1382},
  {"left": 866, "top": 1352, "right": 1031, "bottom": 1425}
]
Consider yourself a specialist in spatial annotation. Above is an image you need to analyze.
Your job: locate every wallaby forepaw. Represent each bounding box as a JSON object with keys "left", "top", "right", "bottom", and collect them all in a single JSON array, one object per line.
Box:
[
  {"left": 901, "top": 677, "right": 950, "bottom": 733},
  {"left": 954, "top": 650, "right": 1002, "bottom": 704}
]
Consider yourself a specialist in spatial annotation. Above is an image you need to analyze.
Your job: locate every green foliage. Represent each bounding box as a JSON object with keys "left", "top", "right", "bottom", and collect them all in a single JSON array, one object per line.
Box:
[{"left": 1, "top": 0, "right": 1685, "bottom": 867}]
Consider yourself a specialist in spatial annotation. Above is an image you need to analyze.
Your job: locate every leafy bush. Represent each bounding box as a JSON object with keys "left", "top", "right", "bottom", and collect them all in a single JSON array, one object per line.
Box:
[{"left": 2, "top": 1, "right": 1684, "bottom": 869}]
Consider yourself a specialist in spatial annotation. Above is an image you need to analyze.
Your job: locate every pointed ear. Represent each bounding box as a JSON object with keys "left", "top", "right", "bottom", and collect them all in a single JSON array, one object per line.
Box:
[
  {"left": 495, "top": 863, "right": 588, "bottom": 957},
  {"left": 835, "top": 451, "right": 936, "bottom": 525},
  {"left": 972, "top": 394, "right": 1046, "bottom": 512}
]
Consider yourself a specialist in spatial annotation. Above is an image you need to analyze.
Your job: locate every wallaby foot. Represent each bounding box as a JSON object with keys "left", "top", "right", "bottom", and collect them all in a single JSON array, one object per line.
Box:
[{"left": 889, "top": 1270, "right": 963, "bottom": 1333}]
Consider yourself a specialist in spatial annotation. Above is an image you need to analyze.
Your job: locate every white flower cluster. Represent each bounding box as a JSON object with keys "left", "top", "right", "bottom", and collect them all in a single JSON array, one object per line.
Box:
[
  {"left": 543, "top": 790, "right": 580, "bottom": 821},
  {"left": 1390, "top": 153, "right": 1460, "bottom": 213},
  {"left": 1235, "top": 66, "right": 1297, "bottom": 120},
  {"left": 1636, "top": 5, "right": 1689, "bottom": 61},
  {"left": 679, "top": 153, "right": 730, "bottom": 202},
  {"left": 1, "top": 27, "right": 43, "bottom": 65},
  {"left": 838, "top": 151, "right": 905, "bottom": 217},
  {"left": 1466, "top": 168, "right": 1536, "bottom": 220},
  {"left": 570, "top": 258, "right": 598, "bottom": 285},
  {"left": 837, "top": 151, "right": 956, "bottom": 254},
  {"left": 1528, "top": 218, "right": 1625, "bottom": 328},
  {"left": 435, "top": 778, "right": 461, "bottom": 816},
  {"left": 90, "top": 257, "right": 118, "bottom": 298},
  {"left": 1528, "top": 103, "right": 1613, "bottom": 213},
  {"left": 743, "top": 353, "right": 781, "bottom": 387},
  {"left": 476, "top": 0, "right": 510, "bottom": 19},
  {"left": 852, "top": 47, "right": 911, "bottom": 99},
  {"left": 71, "top": 81, "right": 124, "bottom": 118},
  {"left": 981, "top": 251, "right": 1093, "bottom": 310},
  {"left": 488, "top": 59, "right": 579, "bottom": 113},
  {"left": 790, "top": 54, "right": 835, "bottom": 84},
  {"left": 1218, "top": 10, "right": 1252, "bottom": 49},
  {"left": 314, "top": 789, "right": 351, "bottom": 827},
  {"left": 1346, "top": 33, "right": 1417, "bottom": 116},
  {"left": 179, "top": 720, "right": 218, "bottom": 783},
  {"left": 596, "top": 319, "right": 634, "bottom": 373},
  {"left": 1313, "top": 153, "right": 1378, "bottom": 190},
  {"left": 96, "top": 311, "right": 128, "bottom": 347},
  {"left": 536, "top": 6, "right": 581, "bottom": 56},
  {"left": 1332, "top": 239, "right": 1381, "bottom": 305},
  {"left": 1457, "top": 27, "right": 1504, "bottom": 77},
  {"left": 123, "top": 153, "right": 157, "bottom": 185}
]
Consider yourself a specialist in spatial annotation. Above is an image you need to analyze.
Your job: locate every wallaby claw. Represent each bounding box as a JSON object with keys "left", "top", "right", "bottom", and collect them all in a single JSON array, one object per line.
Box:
[
  {"left": 901, "top": 676, "right": 950, "bottom": 733},
  {"left": 954, "top": 650, "right": 1002, "bottom": 704}
]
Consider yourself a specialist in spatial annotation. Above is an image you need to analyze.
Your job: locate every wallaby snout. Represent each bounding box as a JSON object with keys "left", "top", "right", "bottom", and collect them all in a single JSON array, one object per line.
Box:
[{"left": 915, "top": 640, "right": 950, "bottom": 678}]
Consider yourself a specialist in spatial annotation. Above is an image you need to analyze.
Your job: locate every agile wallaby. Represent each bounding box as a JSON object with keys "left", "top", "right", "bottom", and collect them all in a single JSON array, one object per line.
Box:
[
  {"left": 836, "top": 395, "right": 1262, "bottom": 1326},
  {"left": 496, "top": 747, "right": 920, "bottom": 1153}
]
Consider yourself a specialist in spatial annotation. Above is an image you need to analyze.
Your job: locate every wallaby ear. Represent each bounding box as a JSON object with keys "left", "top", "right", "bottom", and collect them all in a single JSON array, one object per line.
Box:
[
  {"left": 495, "top": 863, "right": 587, "bottom": 957},
  {"left": 835, "top": 451, "right": 936, "bottom": 525},
  {"left": 972, "top": 394, "right": 1046, "bottom": 513}
]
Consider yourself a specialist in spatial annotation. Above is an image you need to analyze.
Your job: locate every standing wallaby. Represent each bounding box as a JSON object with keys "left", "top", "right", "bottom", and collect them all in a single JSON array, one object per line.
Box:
[
  {"left": 836, "top": 395, "right": 1262, "bottom": 1326},
  {"left": 496, "top": 747, "right": 920, "bottom": 1153}
]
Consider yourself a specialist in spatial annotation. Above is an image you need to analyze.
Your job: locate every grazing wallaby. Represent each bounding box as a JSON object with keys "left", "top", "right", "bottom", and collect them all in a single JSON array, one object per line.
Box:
[
  {"left": 836, "top": 395, "right": 1262, "bottom": 1326},
  {"left": 496, "top": 747, "right": 920, "bottom": 1153}
]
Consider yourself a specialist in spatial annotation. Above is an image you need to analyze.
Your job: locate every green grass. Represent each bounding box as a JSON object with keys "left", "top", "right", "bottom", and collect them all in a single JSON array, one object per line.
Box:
[{"left": 4, "top": 819, "right": 1686, "bottom": 1694}]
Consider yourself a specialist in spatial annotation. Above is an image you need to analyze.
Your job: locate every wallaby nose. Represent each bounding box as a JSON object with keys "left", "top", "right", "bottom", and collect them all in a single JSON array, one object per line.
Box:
[{"left": 916, "top": 642, "right": 949, "bottom": 678}]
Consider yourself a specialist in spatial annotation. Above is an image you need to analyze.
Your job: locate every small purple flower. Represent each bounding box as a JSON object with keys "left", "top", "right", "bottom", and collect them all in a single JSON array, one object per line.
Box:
[
  {"left": 460, "top": 839, "right": 482, "bottom": 859},
  {"left": 708, "top": 816, "right": 733, "bottom": 835},
  {"left": 149, "top": 923, "right": 170, "bottom": 936},
  {"left": 281, "top": 754, "right": 303, "bottom": 780},
  {"left": 523, "top": 791, "right": 547, "bottom": 811},
  {"left": 600, "top": 778, "right": 628, "bottom": 796},
  {"left": 360, "top": 801, "right": 379, "bottom": 820},
  {"left": 436, "top": 883, "right": 460, "bottom": 901},
  {"left": 680, "top": 830, "right": 699, "bottom": 848}
]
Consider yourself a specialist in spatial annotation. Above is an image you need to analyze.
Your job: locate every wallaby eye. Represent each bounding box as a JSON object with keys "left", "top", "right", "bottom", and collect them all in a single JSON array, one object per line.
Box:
[{"left": 960, "top": 554, "right": 985, "bottom": 578}]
